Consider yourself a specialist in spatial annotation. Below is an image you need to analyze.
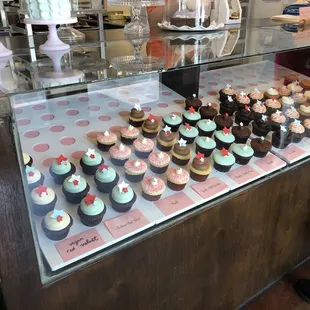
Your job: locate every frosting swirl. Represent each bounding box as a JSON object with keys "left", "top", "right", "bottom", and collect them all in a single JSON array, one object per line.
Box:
[
  {"left": 266, "top": 88, "right": 279, "bottom": 96},
  {"left": 265, "top": 99, "right": 281, "bottom": 109},
  {"left": 173, "top": 143, "right": 191, "bottom": 156},
  {"left": 249, "top": 89, "right": 263, "bottom": 100},
  {"left": 252, "top": 102, "right": 266, "bottom": 113},
  {"left": 300, "top": 104, "right": 310, "bottom": 114},
  {"left": 143, "top": 119, "right": 159, "bottom": 130},
  {"left": 130, "top": 108, "right": 145, "bottom": 119},
  {"left": 236, "top": 94, "right": 250, "bottom": 104},
  {"left": 192, "top": 157, "right": 210, "bottom": 171},
  {"left": 271, "top": 111, "right": 286, "bottom": 124},
  {"left": 289, "top": 121, "right": 305, "bottom": 134},
  {"left": 285, "top": 108, "right": 299, "bottom": 119}
]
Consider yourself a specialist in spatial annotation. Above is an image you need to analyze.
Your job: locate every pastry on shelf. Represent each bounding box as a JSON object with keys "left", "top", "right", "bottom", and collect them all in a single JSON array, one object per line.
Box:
[
  {"left": 199, "top": 103, "right": 217, "bottom": 120},
  {"left": 148, "top": 151, "right": 171, "bottom": 174},
  {"left": 292, "top": 93, "right": 307, "bottom": 106},
  {"left": 179, "top": 123, "right": 199, "bottom": 144},
  {"left": 303, "top": 119, "right": 310, "bottom": 137},
  {"left": 232, "top": 144, "right": 254, "bottom": 165},
  {"left": 280, "top": 96, "right": 295, "bottom": 110},
  {"left": 120, "top": 125, "right": 140, "bottom": 145},
  {"left": 62, "top": 174, "right": 90, "bottom": 204},
  {"left": 265, "top": 98, "right": 281, "bottom": 115},
  {"left": 272, "top": 125, "right": 292, "bottom": 149},
  {"left": 214, "top": 127, "right": 235, "bottom": 150},
  {"left": 110, "top": 180, "right": 137, "bottom": 213},
  {"left": 124, "top": 159, "right": 147, "bottom": 183},
  {"left": 142, "top": 115, "right": 161, "bottom": 139},
  {"left": 77, "top": 194, "right": 106, "bottom": 227},
  {"left": 162, "top": 113, "right": 182, "bottom": 133},
  {"left": 277, "top": 85, "right": 291, "bottom": 97},
  {"left": 170, "top": 8, "right": 210, "bottom": 28},
  {"left": 133, "top": 137, "right": 154, "bottom": 158},
  {"left": 248, "top": 88, "right": 264, "bottom": 104},
  {"left": 301, "top": 79, "right": 310, "bottom": 91},
  {"left": 264, "top": 87, "right": 280, "bottom": 101},
  {"left": 252, "top": 115, "right": 272, "bottom": 137},
  {"left": 190, "top": 152, "right": 211, "bottom": 182},
  {"left": 171, "top": 138, "right": 192, "bottom": 166},
  {"left": 182, "top": 106, "right": 201, "bottom": 126},
  {"left": 219, "top": 84, "right": 236, "bottom": 102},
  {"left": 251, "top": 100, "right": 267, "bottom": 120},
  {"left": 49, "top": 155, "right": 76, "bottom": 185},
  {"left": 270, "top": 110, "right": 287, "bottom": 131},
  {"left": 94, "top": 164, "right": 119, "bottom": 193},
  {"left": 129, "top": 104, "right": 146, "bottom": 127},
  {"left": 80, "top": 148, "right": 104, "bottom": 175},
  {"left": 235, "top": 105, "right": 253, "bottom": 126},
  {"left": 197, "top": 119, "right": 216, "bottom": 137},
  {"left": 213, "top": 148, "right": 235, "bottom": 172},
  {"left": 109, "top": 143, "right": 131, "bottom": 166},
  {"left": 288, "top": 81, "right": 303, "bottom": 94},
  {"left": 31, "top": 185, "right": 57, "bottom": 216},
  {"left": 185, "top": 94, "right": 202, "bottom": 111},
  {"left": 97, "top": 130, "right": 117, "bottom": 152},
  {"left": 230, "top": 11, "right": 240, "bottom": 20},
  {"left": 232, "top": 123, "right": 251, "bottom": 144},
  {"left": 298, "top": 103, "right": 310, "bottom": 120},
  {"left": 156, "top": 125, "right": 177, "bottom": 152},
  {"left": 219, "top": 96, "right": 236, "bottom": 116},
  {"left": 285, "top": 107, "right": 300, "bottom": 123},
  {"left": 195, "top": 136, "right": 216, "bottom": 157},
  {"left": 214, "top": 113, "right": 233, "bottom": 130},
  {"left": 23, "top": 152, "right": 33, "bottom": 167},
  {"left": 284, "top": 74, "right": 299, "bottom": 86},
  {"left": 288, "top": 119, "right": 305, "bottom": 143},
  {"left": 26, "top": 165, "right": 45, "bottom": 191},
  {"left": 251, "top": 137, "right": 272, "bottom": 158},
  {"left": 167, "top": 167, "right": 190, "bottom": 191},
  {"left": 141, "top": 176, "right": 166, "bottom": 201},
  {"left": 235, "top": 92, "right": 251, "bottom": 110}
]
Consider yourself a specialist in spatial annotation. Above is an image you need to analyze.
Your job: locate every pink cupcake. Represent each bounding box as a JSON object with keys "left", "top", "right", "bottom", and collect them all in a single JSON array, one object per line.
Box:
[
  {"left": 277, "top": 85, "right": 291, "bottom": 97},
  {"left": 167, "top": 167, "right": 190, "bottom": 191},
  {"left": 120, "top": 125, "right": 140, "bottom": 145},
  {"left": 265, "top": 99, "right": 281, "bottom": 115},
  {"left": 248, "top": 88, "right": 264, "bottom": 104},
  {"left": 141, "top": 176, "right": 166, "bottom": 201},
  {"left": 251, "top": 100, "right": 267, "bottom": 120},
  {"left": 124, "top": 159, "right": 147, "bottom": 182},
  {"left": 109, "top": 143, "right": 131, "bottom": 166},
  {"left": 235, "top": 92, "right": 251, "bottom": 109},
  {"left": 148, "top": 151, "right": 171, "bottom": 174},
  {"left": 292, "top": 92, "right": 307, "bottom": 106},
  {"left": 270, "top": 110, "right": 286, "bottom": 131},
  {"left": 133, "top": 137, "right": 154, "bottom": 158},
  {"left": 97, "top": 130, "right": 117, "bottom": 151},
  {"left": 285, "top": 107, "right": 300, "bottom": 122}
]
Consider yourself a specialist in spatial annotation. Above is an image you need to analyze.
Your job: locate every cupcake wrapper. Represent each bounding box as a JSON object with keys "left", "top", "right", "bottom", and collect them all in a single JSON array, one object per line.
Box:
[
  {"left": 197, "top": 128, "right": 214, "bottom": 138},
  {"left": 24, "top": 156, "right": 33, "bottom": 167},
  {"left": 167, "top": 180, "right": 186, "bottom": 191},
  {"left": 253, "top": 149, "right": 268, "bottom": 158},
  {"left": 94, "top": 174, "right": 119, "bottom": 193},
  {"left": 291, "top": 132, "right": 305, "bottom": 143},
  {"left": 80, "top": 158, "right": 104, "bottom": 176},
  {"left": 97, "top": 142, "right": 115, "bottom": 152},
  {"left": 266, "top": 107, "right": 278, "bottom": 116},
  {"left": 129, "top": 119, "right": 144, "bottom": 128},
  {"left": 77, "top": 205, "right": 106, "bottom": 227},
  {"left": 213, "top": 162, "right": 234, "bottom": 172},
  {"left": 109, "top": 192, "right": 137, "bottom": 213},
  {"left": 195, "top": 144, "right": 214, "bottom": 158},
  {"left": 272, "top": 133, "right": 290, "bottom": 149},
  {"left": 219, "top": 105, "right": 235, "bottom": 116},
  {"left": 252, "top": 126, "right": 270, "bottom": 137},
  {"left": 214, "top": 136, "right": 233, "bottom": 150},
  {"left": 41, "top": 215, "right": 73, "bottom": 241},
  {"left": 270, "top": 121, "right": 282, "bottom": 132},
  {"left": 182, "top": 117, "right": 199, "bottom": 127},
  {"left": 28, "top": 173, "right": 45, "bottom": 192},
  {"left": 200, "top": 112, "right": 217, "bottom": 120},
  {"left": 121, "top": 136, "right": 137, "bottom": 145},
  {"left": 233, "top": 152, "right": 252, "bottom": 165},
  {"left": 156, "top": 142, "right": 173, "bottom": 152},
  {"left": 110, "top": 157, "right": 129, "bottom": 166},
  {"left": 219, "top": 91, "right": 236, "bottom": 102},
  {"left": 125, "top": 172, "right": 146, "bottom": 183},
  {"left": 233, "top": 135, "right": 249, "bottom": 144},
  {"left": 142, "top": 130, "right": 158, "bottom": 139},
  {"left": 305, "top": 128, "right": 310, "bottom": 138},
  {"left": 179, "top": 133, "right": 196, "bottom": 145},
  {"left": 171, "top": 156, "right": 190, "bottom": 166},
  {"left": 235, "top": 114, "right": 252, "bottom": 126},
  {"left": 32, "top": 195, "right": 57, "bottom": 216},
  {"left": 190, "top": 170, "right": 209, "bottom": 182},
  {"left": 50, "top": 164, "right": 76, "bottom": 185},
  {"left": 142, "top": 192, "right": 162, "bottom": 201},
  {"left": 162, "top": 120, "right": 181, "bottom": 133},
  {"left": 62, "top": 184, "right": 90, "bottom": 204},
  {"left": 235, "top": 100, "right": 246, "bottom": 110},
  {"left": 150, "top": 164, "right": 169, "bottom": 174},
  {"left": 135, "top": 150, "right": 153, "bottom": 158}
]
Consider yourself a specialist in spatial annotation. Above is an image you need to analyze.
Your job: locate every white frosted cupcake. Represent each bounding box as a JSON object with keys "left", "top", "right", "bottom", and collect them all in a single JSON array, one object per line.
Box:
[
  {"left": 26, "top": 165, "right": 45, "bottom": 191},
  {"left": 31, "top": 185, "right": 57, "bottom": 216}
]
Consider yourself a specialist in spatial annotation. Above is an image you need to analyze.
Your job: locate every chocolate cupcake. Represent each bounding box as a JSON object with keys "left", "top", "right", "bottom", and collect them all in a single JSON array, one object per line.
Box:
[
  {"left": 197, "top": 119, "right": 216, "bottom": 137},
  {"left": 142, "top": 115, "right": 161, "bottom": 139},
  {"left": 288, "top": 119, "right": 305, "bottom": 143},
  {"left": 199, "top": 103, "right": 217, "bottom": 120},
  {"left": 185, "top": 94, "right": 202, "bottom": 111},
  {"left": 62, "top": 174, "right": 90, "bottom": 204},
  {"left": 195, "top": 136, "right": 216, "bottom": 157},
  {"left": 171, "top": 138, "right": 192, "bottom": 166},
  {"left": 252, "top": 114, "right": 272, "bottom": 137},
  {"left": 232, "top": 144, "right": 254, "bottom": 165},
  {"left": 284, "top": 107, "right": 300, "bottom": 123},
  {"left": 94, "top": 164, "right": 119, "bottom": 193},
  {"left": 182, "top": 106, "right": 201, "bottom": 127},
  {"left": 179, "top": 123, "right": 199, "bottom": 144},
  {"left": 167, "top": 167, "right": 189, "bottom": 191},
  {"left": 31, "top": 185, "right": 57, "bottom": 216},
  {"left": 251, "top": 100, "right": 267, "bottom": 120},
  {"left": 162, "top": 113, "right": 182, "bottom": 132},
  {"left": 303, "top": 119, "right": 310, "bottom": 137},
  {"left": 284, "top": 74, "right": 299, "bottom": 86},
  {"left": 156, "top": 125, "right": 176, "bottom": 151},
  {"left": 219, "top": 95, "right": 236, "bottom": 116},
  {"left": 124, "top": 159, "right": 147, "bottom": 182},
  {"left": 232, "top": 123, "right": 251, "bottom": 144},
  {"left": 190, "top": 153, "right": 211, "bottom": 182},
  {"left": 248, "top": 88, "right": 264, "bottom": 104},
  {"left": 251, "top": 137, "right": 271, "bottom": 158},
  {"left": 214, "top": 113, "right": 233, "bottom": 130},
  {"left": 272, "top": 125, "right": 292, "bottom": 149},
  {"left": 270, "top": 110, "right": 286, "bottom": 131},
  {"left": 213, "top": 148, "right": 235, "bottom": 172},
  {"left": 265, "top": 99, "right": 282, "bottom": 115},
  {"left": 129, "top": 104, "right": 146, "bottom": 127},
  {"left": 49, "top": 155, "right": 76, "bottom": 185},
  {"left": 235, "top": 105, "right": 253, "bottom": 126},
  {"left": 80, "top": 148, "right": 104, "bottom": 175},
  {"left": 214, "top": 127, "right": 235, "bottom": 150},
  {"left": 235, "top": 92, "right": 251, "bottom": 110},
  {"left": 219, "top": 84, "right": 236, "bottom": 102},
  {"left": 26, "top": 165, "right": 45, "bottom": 191},
  {"left": 264, "top": 87, "right": 280, "bottom": 101}
]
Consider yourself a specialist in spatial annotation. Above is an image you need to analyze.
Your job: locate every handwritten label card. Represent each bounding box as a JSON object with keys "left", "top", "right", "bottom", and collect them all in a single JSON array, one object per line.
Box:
[
  {"left": 55, "top": 229, "right": 105, "bottom": 262},
  {"left": 278, "top": 145, "right": 305, "bottom": 162},
  {"left": 254, "top": 154, "right": 285, "bottom": 172},
  {"left": 104, "top": 209, "right": 150, "bottom": 239},
  {"left": 228, "top": 165, "right": 260, "bottom": 185},
  {"left": 191, "top": 177, "right": 229, "bottom": 199},
  {"left": 155, "top": 192, "right": 194, "bottom": 216}
]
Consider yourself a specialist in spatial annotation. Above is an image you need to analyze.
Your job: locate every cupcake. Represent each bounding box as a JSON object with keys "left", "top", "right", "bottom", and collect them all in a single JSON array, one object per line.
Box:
[
  {"left": 133, "top": 137, "right": 154, "bottom": 158},
  {"left": 141, "top": 176, "right": 166, "bottom": 201},
  {"left": 41, "top": 209, "right": 73, "bottom": 241},
  {"left": 94, "top": 164, "right": 119, "bottom": 193},
  {"left": 248, "top": 88, "right": 264, "bottom": 104},
  {"left": 26, "top": 165, "right": 45, "bottom": 191},
  {"left": 288, "top": 119, "right": 305, "bottom": 143},
  {"left": 62, "top": 174, "right": 90, "bottom": 204},
  {"left": 109, "top": 181, "right": 137, "bottom": 213},
  {"left": 167, "top": 167, "right": 190, "bottom": 191},
  {"left": 219, "top": 95, "right": 236, "bottom": 116},
  {"left": 213, "top": 148, "right": 236, "bottom": 172},
  {"left": 303, "top": 119, "right": 310, "bottom": 137},
  {"left": 171, "top": 138, "right": 192, "bottom": 166},
  {"left": 156, "top": 125, "right": 176, "bottom": 151},
  {"left": 265, "top": 99, "right": 281, "bottom": 115},
  {"left": 214, "top": 113, "right": 233, "bottom": 130},
  {"left": 252, "top": 114, "right": 272, "bottom": 137},
  {"left": 129, "top": 104, "right": 146, "bottom": 127},
  {"left": 288, "top": 81, "right": 303, "bottom": 93},
  {"left": 251, "top": 137, "right": 272, "bottom": 158},
  {"left": 272, "top": 125, "right": 291, "bottom": 149},
  {"left": 232, "top": 144, "right": 254, "bottom": 165},
  {"left": 292, "top": 93, "right": 307, "bottom": 106},
  {"left": 284, "top": 74, "right": 299, "bottom": 86},
  {"left": 235, "top": 92, "right": 251, "bottom": 110},
  {"left": 80, "top": 148, "right": 104, "bottom": 175},
  {"left": 277, "top": 85, "right": 291, "bottom": 97},
  {"left": 124, "top": 159, "right": 147, "bottom": 182},
  {"left": 199, "top": 103, "right": 217, "bottom": 120},
  {"left": 280, "top": 96, "right": 295, "bottom": 110},
  {"left": 197, "top": 119, "right": 216, "bottom": 137},
  {"left": 23, "top": 152, "right": 33, "bottom": 167},
  {"left": 142, "top": 114, "right": 161, "bottom": 139},
  {"left": 232, "top": 123, "right": 251, "bottom": 144},
  {"left": 109, "top": 143, "right": 131, "bottom": 166},
  {"left": 77, "top": 194, "right": 106, "bottom": 226},
  {"left": 285, "top": 106, "right": 300, "bottom": 122},
  {"left": 195, "top": 136, "right": 216, "bottom": 157},
  {"left": 182, "top": 106, "right": 201, "bottom": 127},
  {"left": 270, "top": 110, "right": 286, "bottom": 131},
  {"left": 298, "top": 103, "right": 310, "bottom": 121},
  {"left": 214, "top": 127, "right": 235, "bottom": 150},
  {"left": 305, "top": 91, "right": 310, "bottom": 103},
  {"left": 251, "top": 100, "right": 267, "bottom": 120},
  {"left": 148, "top": 151, "right": 171, "bottom": 174},
  {"left": 301, "top": 79, "right": 310, "bottom": 91},
  {"left": 185, "top": 94, "right": 202, "bottom": 111},
  {"left": 235, "top": 105, "right": 253, "bottom": 126},
  {"left": 120, "top": 125, "right": 140, "bottom": 145},
  {"left": 162, "top": 113, "right": 182, "bottom": 133},
  {"left": 179, "top": 123, "right": 199, "bottom": 144},
  {"left": 49, "top": 155, "right": 76, "bottom": 185},
  {"left": 97, "top": 130, "right": 117, "bottom": 152},
  {"left": 190, "top": 152, "right": 211, "bottom": 182},
  {"left": 31, "top": 185, "right": 57, "bottom": 216},
  {"left": 219, "top": 84, "right": 236, "bottom": 102},
  {"left": 264, "top": 87, "right": 280, "bottom": 100}
]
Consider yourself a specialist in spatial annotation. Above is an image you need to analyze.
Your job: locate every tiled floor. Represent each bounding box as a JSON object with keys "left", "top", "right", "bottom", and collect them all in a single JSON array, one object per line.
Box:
[{"left": 243, "top": 260, "right": 310, "bottom": 310}]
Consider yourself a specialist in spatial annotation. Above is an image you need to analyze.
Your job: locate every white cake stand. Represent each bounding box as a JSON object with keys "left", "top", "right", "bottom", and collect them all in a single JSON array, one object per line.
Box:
[{"left": 24, "top": 18, "right": 77, "bottom": 52}]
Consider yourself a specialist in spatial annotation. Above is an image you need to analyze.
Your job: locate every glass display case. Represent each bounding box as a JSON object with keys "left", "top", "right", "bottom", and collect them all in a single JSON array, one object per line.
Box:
[{"left": 2, "top": 20, "right": 310, "bottom": 287}]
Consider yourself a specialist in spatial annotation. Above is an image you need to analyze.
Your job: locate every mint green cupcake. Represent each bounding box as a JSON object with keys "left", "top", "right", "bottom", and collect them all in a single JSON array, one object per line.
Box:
[
  {"left": 195, "top": 136, "right": 216, "bottom": 157},
  {"left": 213, "top": 149, "right": 236, "bottom": 172},
  {"left": 162, "top": 113, "right": 182, "bottom": 132},
  {"left": 182, "top": 107, "right": 201, "bottom": 126},
  {"left": 197, "top": 119, "right": 216, "bottom": 137},
  {"left": 214, "top": 128, "right": 235, "bottom": 150},
  {"left": 179, "top": 124, "right": 199, "bottom": 144},
  {"left": 62, "top": 174, "right": 90, "bottom": 204},
  {"left": 232, "top": 144, "right": 254, "bottom": 165}
]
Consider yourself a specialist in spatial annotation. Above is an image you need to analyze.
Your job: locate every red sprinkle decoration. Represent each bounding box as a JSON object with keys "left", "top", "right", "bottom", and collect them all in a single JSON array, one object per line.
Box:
[
  {"left": 245, "top": 105, "right": 250, "bottom": 111},
  {"left": 90, "top": 154, "right": 95, "bottom": 159},
  {"left": 123, "top": 187, "right": 128, "bottom": 193},
  {"left": 185, "top": 123, "right": 192, "bottom": 130},
  {"left": 225, "top": 113, "right": 229, "bottom": 117},
  {"left": 57, "top": 216, "right": 63, "bottom": 222},
  {"left": 28, "top": 171, "right": 34, "bottom": 177},
  {"left": 196, "top": 152, "right": 205, "bottom": 160},
  {"left": 56, "top": 155, "right": 68, "bottom": 165},
  {"left": 73, "top": 180, "right": 79, "bottom": 186},
  {"left": 223, "top": 127, "right": 230, "bottom": 135},
  {"left": 189, "top": 106, "right": 195, "bottom": 114},
  {"left": 148, "top": 114, "right": 155, "bottom": 121},
  {"left": 84, "top": 193, "right": 96, "bottom": 206},
  {"left": 98, "top": 164, "right": 109, "bottom": 172},
  {"left": 35, "top": 185, "right": 48, "bottom": 197},
  {"left": 221, "top": 148, "right": 229, "bottom": 157}
]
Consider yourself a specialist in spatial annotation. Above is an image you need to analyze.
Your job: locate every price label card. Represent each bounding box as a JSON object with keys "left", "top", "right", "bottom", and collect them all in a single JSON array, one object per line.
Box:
[
  {"left": 55, "top": 229, "right": 105, "bottom": 262},
  {"left": 191, "top": 177, "right": 229, "bottom": 199},
  {"left": 104, "top": 209, "right": 150, "bottom": 239},
  {"left": 278, "top": 145, "right": 305, "bottom": 162},
  {"left": 155, "top": 192, "right": 194, "bottom": 216},
  {"left": 254, "top": 154, "right": 285, "bottom": 172},
  {"left": 228, "top": 165, "right": 260, "bottom": 185}
]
